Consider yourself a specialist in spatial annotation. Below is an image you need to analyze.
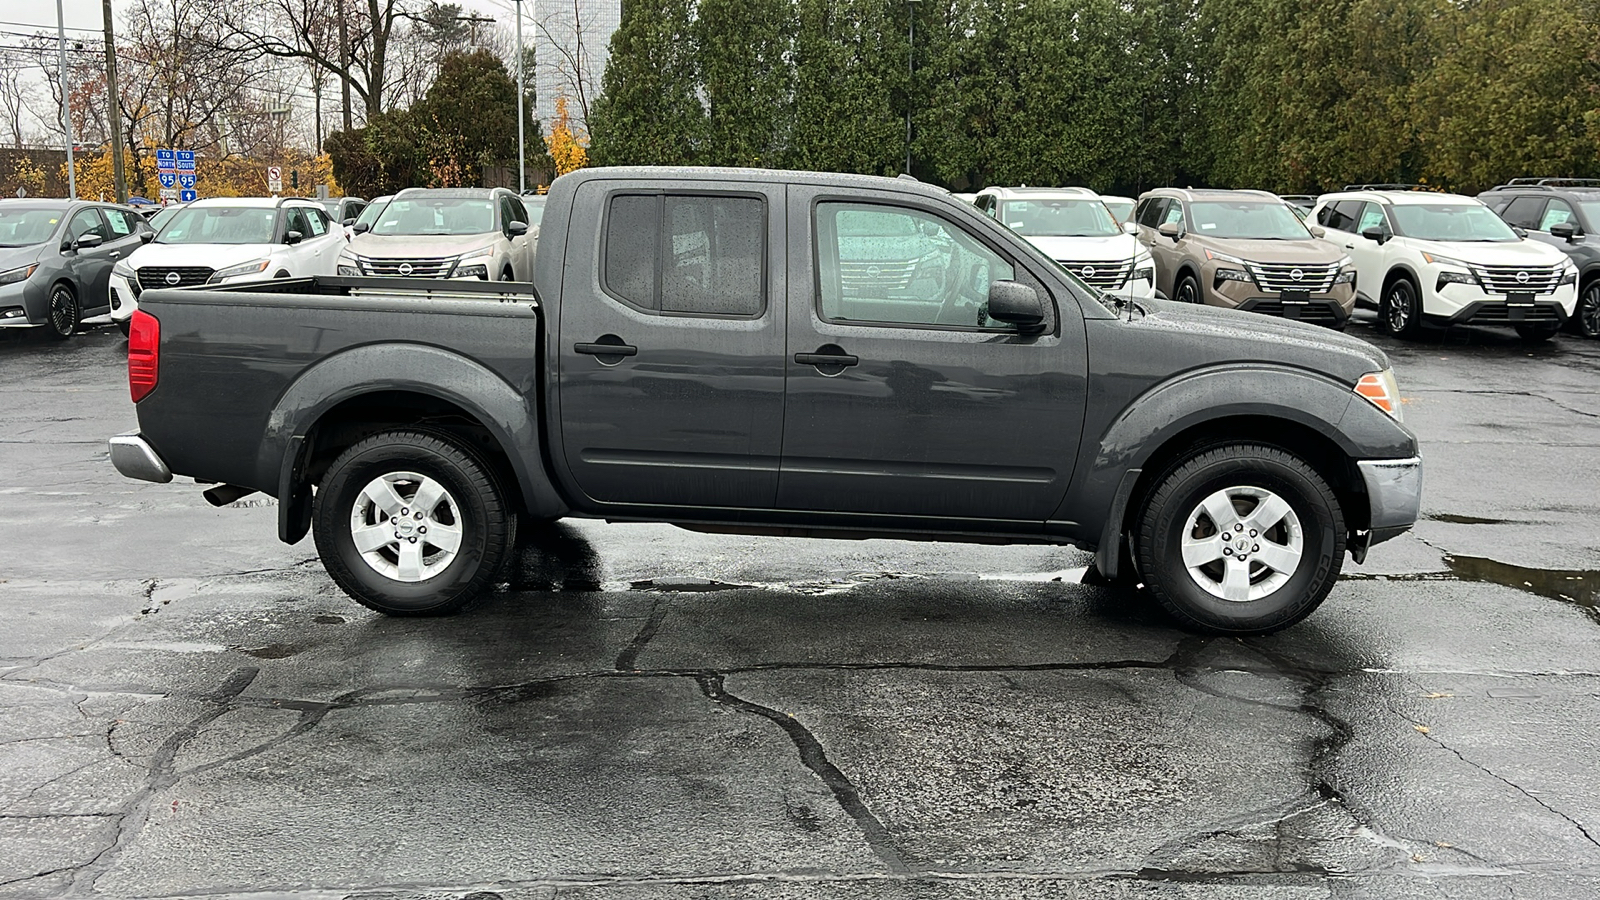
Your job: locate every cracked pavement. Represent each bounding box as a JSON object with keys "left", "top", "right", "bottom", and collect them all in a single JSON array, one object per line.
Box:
[{"left": 1, "top": 317, "right": 1598, "bottom": 899}]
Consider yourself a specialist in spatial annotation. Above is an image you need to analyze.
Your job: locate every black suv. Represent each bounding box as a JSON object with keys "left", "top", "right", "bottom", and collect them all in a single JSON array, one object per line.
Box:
[{"left": 1480, "top": 179, "right": 1600, "bottom": 338}]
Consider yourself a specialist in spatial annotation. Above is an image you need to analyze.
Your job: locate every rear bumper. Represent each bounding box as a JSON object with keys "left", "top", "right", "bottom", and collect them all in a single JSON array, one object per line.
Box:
[
  {"left": 1358, "top": 456, "right": 1422, "bottom": 545},
  {"left": 109, "top": 432, "right": 172, "bottom": 484}
]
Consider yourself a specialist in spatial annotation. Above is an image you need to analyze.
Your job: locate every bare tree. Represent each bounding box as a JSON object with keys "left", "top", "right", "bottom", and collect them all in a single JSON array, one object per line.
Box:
[
  {"left": 0, "top": 59, "right": 36, "bottom": 148},
  {"left": 534, "top": 0, "right": 600, "bottom": 133}
]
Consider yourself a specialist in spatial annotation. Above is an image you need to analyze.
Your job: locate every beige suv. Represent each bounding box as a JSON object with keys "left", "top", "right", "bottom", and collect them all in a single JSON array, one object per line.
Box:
[{"left": 1133, "top": 188, "right": 1356, "bottom": 328}]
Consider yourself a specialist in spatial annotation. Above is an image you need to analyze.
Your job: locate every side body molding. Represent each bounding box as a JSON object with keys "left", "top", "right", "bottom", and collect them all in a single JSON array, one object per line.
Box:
[{"left": 260, "top": 343, "right": 567, "bottom": 543}]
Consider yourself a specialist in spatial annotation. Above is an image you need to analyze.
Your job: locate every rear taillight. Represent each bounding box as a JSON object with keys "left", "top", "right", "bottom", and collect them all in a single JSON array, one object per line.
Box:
[{"left": 128, "top": 311, "right": 159, "bottom": 402}]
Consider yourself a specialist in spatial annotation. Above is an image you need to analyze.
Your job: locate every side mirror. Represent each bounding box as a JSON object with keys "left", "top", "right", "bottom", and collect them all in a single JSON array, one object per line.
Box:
[
  {"left": 1309, "top": 225, "right": 1327, "bottom": 238},
  {"left": 74, "top": 233, "right": 104, "bottom": 250},
  {"left": 1122, "top": 221, "right": 1139, "bottom": 235},
  {"left": 284, "top": 230, "right": 304, "bottom": 245},
  {"left": 1360, "top": 226, "right": 1387, "bottom": 245},
  {"left": 507, "top": 220, "right": 529, "bottom": 237},
  {"left": 342, "top": 218, "right": 356, "bottom": 227},
  {"left": 986, "top": 280, "right": 1044, "bottom": 329},
  {"left": 1550, "top": 221, "right": 1580, "bottom": 243},
  {"left": 139, "top": 231, "right": 155, "bottom": 244},
  {"left": 1157, "top": 222, "right": 1181, "bottom": 240},
  {"left": 351, "top": 222, "right": 370, "bottom": 235}
]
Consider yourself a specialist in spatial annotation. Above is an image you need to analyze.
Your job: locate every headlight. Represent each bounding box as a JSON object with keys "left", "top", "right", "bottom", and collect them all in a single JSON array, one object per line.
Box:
[
  {"left": 337, "top": 265, "right": 361, "bottom": 276},
  {"left": 1131, "top": 253, "right": 1154, "bottom": 285},
  {"left": 453, "top": 264, "right": 489, "bottom": 279},
  {"left": 1215, "top": 268, "right": 1252, "bottom": 283},
  {"left": 207, "top": 259, "right": 272, "bottom": 283},
  {"left": 1560, "top": 258, "right": 1578, "bottom": 286},
  {"left": 1436, "top": 270, "right": 1477, "bottom": 292},
  {"left": 0, "top": 264, "right": 38, "bottom": 287},
  {"left": 112, "top": 261, "right": 135, "bottom": 280},
  {"left": 1355, "top": 369, "right": 1403, "bottom": 422}
]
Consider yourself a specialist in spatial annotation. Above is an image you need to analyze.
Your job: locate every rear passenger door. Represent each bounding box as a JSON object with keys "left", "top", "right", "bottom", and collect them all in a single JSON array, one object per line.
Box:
[
  {"left": 300, "top": 207, "right": 341, "bottom": 274},
  {"left": 92, "top": 208, "right": 145, "bottom": 314},
  {"left": 555, "top": 179, "right": 786, "bottom": 510}
]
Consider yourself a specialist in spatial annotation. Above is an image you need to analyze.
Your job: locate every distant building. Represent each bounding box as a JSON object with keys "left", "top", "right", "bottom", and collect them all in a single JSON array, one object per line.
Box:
[{"left": 531, "top": 0, "right": 623, "bottom": 138}]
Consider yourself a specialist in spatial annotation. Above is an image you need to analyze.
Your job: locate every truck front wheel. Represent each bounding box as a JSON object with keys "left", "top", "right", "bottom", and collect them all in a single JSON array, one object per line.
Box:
[
  {"left": 312, "top": 430, "right": 515, "bottom": 616},
  {"left": 1136, "top": 443, "right": 1345, "bottom": 635}
]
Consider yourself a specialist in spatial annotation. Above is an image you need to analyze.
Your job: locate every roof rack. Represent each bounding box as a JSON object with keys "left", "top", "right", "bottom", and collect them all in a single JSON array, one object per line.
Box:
[
  {"left": 1490, "top": 177, "right": 1600, "bottom": 190},
  {"left": 1342, "top": 183, "right": 1439, "bottom": 192}
]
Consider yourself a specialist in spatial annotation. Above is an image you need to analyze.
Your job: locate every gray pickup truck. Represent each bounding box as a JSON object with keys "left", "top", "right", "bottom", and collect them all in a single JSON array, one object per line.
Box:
[{"left": 109, "top": 167, "right": 1421, "bottom": 635}]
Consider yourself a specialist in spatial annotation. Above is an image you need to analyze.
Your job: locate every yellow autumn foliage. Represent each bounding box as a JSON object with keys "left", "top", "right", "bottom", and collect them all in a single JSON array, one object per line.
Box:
[{"left": 549, "top": 96, "right": 588, "bottom": 177}]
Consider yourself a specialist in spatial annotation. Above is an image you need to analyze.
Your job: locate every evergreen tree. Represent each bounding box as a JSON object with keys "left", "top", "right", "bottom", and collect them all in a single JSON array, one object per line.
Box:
[
  {"left": 416, "top": 49, "right": 522, "bottom": 185},
  {"left": 695, "top": 0, "right": 795, "bottom": 167},
  {"left": 588, "top": 0, "right": 705, "bottom": 166},
  {"left": 786, "top": 0, "right": 906, "bottom": 176}
]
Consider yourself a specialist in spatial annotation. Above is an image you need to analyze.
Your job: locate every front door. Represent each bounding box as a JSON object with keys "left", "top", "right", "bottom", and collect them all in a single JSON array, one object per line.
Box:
[
  {"left": 65, "top": 209, "right": 117, "bottom": 313},
  {"left": 556, "top": 179, "right": 786, "bottom": 510},
  {"left": 776, "top": 187, "right": 1086, "bottom": 525}
]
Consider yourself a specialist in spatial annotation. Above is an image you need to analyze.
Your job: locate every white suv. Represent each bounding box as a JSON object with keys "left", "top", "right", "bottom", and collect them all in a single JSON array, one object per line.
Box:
[
  {"left": 1311, "top": 188, "right": 1578, "bottom": 341},
  {"left": 110, "top": 197, "right": 344, "bottom": 334},
  {"left": 974, "top": 186, "right": 1155, "bottom": 300}
]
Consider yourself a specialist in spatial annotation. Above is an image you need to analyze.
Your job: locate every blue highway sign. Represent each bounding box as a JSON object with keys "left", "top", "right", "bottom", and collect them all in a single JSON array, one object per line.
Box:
[
  {"left": 156, "top": 149, "right": 175, "bottom": 172},
  {"left": 177, "top": 172, "right": 195, "bottom": 189},
  {"left": 175, "top": 150, "right": 195, "bottom": 171},
  {"left": 179, "top": 189, "right": 197, "bottom": 202},
  {"left": 158, "top": 173, "right": 176, "bottom": 188}
]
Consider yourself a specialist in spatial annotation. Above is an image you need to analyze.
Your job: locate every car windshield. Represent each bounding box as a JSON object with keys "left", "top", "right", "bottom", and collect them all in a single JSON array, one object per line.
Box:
[
  {"left": 522, "top": 198, "right": 545, "bottom": 226},
  {"left": 353, "top": 198, "right": 390, "bottom": 230},
  {"left": 1389, "top": 203, "right": 1518, "bottom": 242},
  {"left": 147, "top": 206, "right": 182, "bottom": 232},
  {"left": 1001, "top": 199, "right": 1120, "bottom": 237},
  {"left": 372, "top": 198, "right": 495, "bottom": 236},
  {"left": 1187, "top": 201, "right": 1310, "bottom": 239},
  {"left": 1572, "top": 201, "right": 1600, "bottom": 231},
  {"left": 0, "top": 207, "right": 65, "bottom": 247},
  {"left": 1103, "top": 199, "right": 1134, "bottom": 222},
  {"left": 157, "top": 206, "right": 278, "bottom": 244}
]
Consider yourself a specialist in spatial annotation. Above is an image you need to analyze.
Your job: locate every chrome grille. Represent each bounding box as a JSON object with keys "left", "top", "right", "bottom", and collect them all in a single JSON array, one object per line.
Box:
[
  {"left": 137, "top": 266, "right": 214, "bottom": 290},
  {"left": 1056, "top": 259, "right": 1132, "bottom": 289},
  {"left": 1471, "top": 264, "right": 1562, "bottom": 296},
  {"left": 839, "top": 259, "right": 918, "bottom": 294},
  {"left": 1245, "top": 262, "right": 1339, "bottom": 293},
  {"left": 357, "top": 256, "right": 457, "bottom": 278}
]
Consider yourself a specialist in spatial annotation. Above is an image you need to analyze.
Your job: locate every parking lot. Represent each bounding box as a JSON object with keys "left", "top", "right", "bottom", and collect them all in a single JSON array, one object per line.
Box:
[{"left": 2, "top": 315, "right": 1597, "bottom": 899}]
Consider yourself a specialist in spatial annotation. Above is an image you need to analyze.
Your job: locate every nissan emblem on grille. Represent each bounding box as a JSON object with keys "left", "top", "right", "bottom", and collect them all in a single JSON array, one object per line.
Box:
[
  {"left": 164, "top": 271, "right": 180, "bottom": 286},
  {"left": 398, "top": 263, "right": 414, "bottom": 276},
  {"left": 1081, "top": 266, "right": 1096, "bottom": 280},
  {"left": 1290, "top": 268, "right": 1304, "bottom": 281},
  {"left": 1516, "top": 271, "right": 1529, "bottom": 284}
]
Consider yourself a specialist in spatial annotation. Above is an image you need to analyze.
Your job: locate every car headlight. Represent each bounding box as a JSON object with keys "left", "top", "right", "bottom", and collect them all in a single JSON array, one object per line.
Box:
[
  {"left": 453, "top": 264, "right": 489, "bottom": 279},
  {"left": 207, "top": 259, "right": 272, "bottom": 283},
  {"left": 1355, "top": 369, "right": 1403, "bottom": 422},
  {"left": 459, "top": 246, "right": 495, "bottom": 261},
  {"left": 1560, "top": 258, "right": 1578, "bottom": 286},
  {"left": 1131, "top": 253, "right": 1155, "bottom": 284},
  {"left": 112, "top": 261, "right": 135, "bottom": 280},
  {"left": 1215, "top": 267, "right": 1252, "bottom": 283},
  {"left": 0, "top": 264, "right": 38, "bottom": 287},
  {"left": 337, "top": 265, "right": 361, "bottom": 276},
  {"left": 1436, "top": 270, "right": 1477, "bottom": 291}
]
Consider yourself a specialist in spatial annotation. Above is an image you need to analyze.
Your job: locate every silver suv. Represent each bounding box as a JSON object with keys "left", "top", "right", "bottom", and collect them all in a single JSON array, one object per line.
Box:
[{"left": 337, "top": 187, "right": 535, "bottom": 281}]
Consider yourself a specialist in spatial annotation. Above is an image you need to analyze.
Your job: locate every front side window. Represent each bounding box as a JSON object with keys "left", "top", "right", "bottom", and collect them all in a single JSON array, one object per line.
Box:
[
  {"left": 816, "top": 202, "right": 1014, "bottom": 329},
  {"left": 285, "top": 208, "right": 310, "bottom": 238},
  {"left": 600, "top": 193, "right": 765, "bottom": 317},
  {"left": 1390, "top": 203, "right": 1519, "bottom": 242},
  {"left": 1500, "top": 196, "right": 1548, "bottom": 229},
  {"left": 1356, "top": 203, "right": 1388, "bottom": 234},
  {"left": 1187, "top": 201, "right": 1310, "bottom": 240},
  {"left": 69, "top": 209, "right": 108, "bottom": 241},
  {"left": 1000, "top": 199, "right": 1120, "bottom": 237},
  {"left": 158, "top": 206, "right": 278, "bottom": 244},
  {"left": 1162, "top": 202, "right": 1186, "bottom": 227},
  {"left": 354, "top": 200, "right": 389, "bottom": 231},
  {"left": 373, "top": 197, "right": 496, "bottom": 236},
  {"left": 1539, "top": 199, "right": 1575, "bottom": 232}
]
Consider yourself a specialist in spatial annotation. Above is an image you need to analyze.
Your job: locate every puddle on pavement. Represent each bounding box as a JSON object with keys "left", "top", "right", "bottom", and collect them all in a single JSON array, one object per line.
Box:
[
  {"left": 1446, "top": 554, "right": 1599, "bottom": 622},
  {"left": 1427, "top": 513, "right": 1513, "bottom": 526},
  {"left": 311, "top": 615, "right": 345, "bottom": 625},
  {"left": 235, "top": 643, "right": 300, "bottom": 659},
  {"left": 629, "top": 577, "right": 753, "bottom": 592}
]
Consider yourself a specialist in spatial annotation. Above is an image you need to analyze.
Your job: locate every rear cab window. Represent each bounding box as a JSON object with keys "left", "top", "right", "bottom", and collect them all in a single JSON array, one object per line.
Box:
[{"left": 600, "top": 192, "right": 766, "bottom": 318}]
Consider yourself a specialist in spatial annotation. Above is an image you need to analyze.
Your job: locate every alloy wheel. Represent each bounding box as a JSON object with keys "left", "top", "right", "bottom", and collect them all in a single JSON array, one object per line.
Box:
[
  {"left": 1384, "top": 284, "right": 1412, "bottom": 332},
  {"left": 49, "top": 287, "right": 76, "bottom": 338},
  {"left": 1180, "top": 485, "right": 1304, "bottom": 602},
  {"left": 348, "top": 471, "right": 464, "bottom": 582},
  {"left": 1581, "top": 283, "right": 1600, "bottom": 338}
]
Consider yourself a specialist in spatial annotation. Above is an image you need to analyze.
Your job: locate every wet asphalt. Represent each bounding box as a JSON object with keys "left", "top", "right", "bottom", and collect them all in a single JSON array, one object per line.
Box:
[{"left": 0, "top": 313, "right": 1597, "bottom": 900}]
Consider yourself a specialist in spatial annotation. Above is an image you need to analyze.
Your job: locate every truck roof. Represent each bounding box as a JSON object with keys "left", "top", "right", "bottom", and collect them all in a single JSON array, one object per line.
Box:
[{"left": 554, "top": 166, "right": 957, "bottom": 203}]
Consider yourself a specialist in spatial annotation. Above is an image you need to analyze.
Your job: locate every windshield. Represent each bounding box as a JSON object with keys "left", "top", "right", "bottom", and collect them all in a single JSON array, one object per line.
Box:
[
  {"left": 157, "top": 206, "right": 278, "bottom": 244},
  {"left": 147, "top": 206, "right": 182, "bottom": 232},
  {"left": 0, "top": 207, "right": 65, "bottom": 247},
  {"left": 1001, "top": 199, "right": 1120, "bottom": 237},
  {"left": 1390, "top": 203, "right": 1518, "bottom": 242},
  {"left": 522, "top": 198, "right": 545, "bottom": 226},
  {"left": 1187, "top": 201, "right": 1310, "bottom": 240},
  {"left": 372, "top": 198, "right": 495, "bottom": 236},
  {"left": 1103, "top": 199, "right": 1134, "bottom": 222},
  {"left": 354, "top": 198, "right": 390, "bottom": 230},
  {"left": 1576, "top": 202, "right": 1600, "bottom": 230}
]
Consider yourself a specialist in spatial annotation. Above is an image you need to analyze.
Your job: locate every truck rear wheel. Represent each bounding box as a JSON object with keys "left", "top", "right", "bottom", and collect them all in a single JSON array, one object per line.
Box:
[
  {"left": 1136, "top": 443, "right": 1344, "bottom": 635},
  {"left": 312, "top": 430, "right": 515, "bottom": 616}
]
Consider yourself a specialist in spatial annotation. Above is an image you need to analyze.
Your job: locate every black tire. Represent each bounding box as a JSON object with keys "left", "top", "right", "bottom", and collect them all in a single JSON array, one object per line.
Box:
[
  {"left": 1175, "top": 272, "right": 1203, "bottom": 305},
  {"left": 1571, "top": 280, "right": 1600, "bottom": 339},
  {"left": 1378, "top": 276, "right": 1422, "bottom": 338},
  {"left": 116, "top": 318, "right": 131, "bottom": 338},
  {"left": 273, "top": 269, "right": 291, "bottom": 279},
  {"left": 312, "top": 430, "right": 516, "bottom": 616},
  {"left": 500, "top": 267, "right": 515, "bottom": 282},
  {"left": 45, "top": 283, "right": 78, "bottom": 340},
  {"left": 1514, "top": 321, "right": 1561, "bottom": 342},
  {"left": 1136, "top": 443, "right": 1345, "bottom": 635}
]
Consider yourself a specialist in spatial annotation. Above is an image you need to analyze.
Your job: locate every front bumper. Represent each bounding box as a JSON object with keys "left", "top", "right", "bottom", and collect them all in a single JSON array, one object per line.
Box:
[
  {"left": 108, "top": 273, "right": 137, "bottom": 323},
  {"left": 1207, "top": 273, "right": 1356, "bottom": 326},
  {"left": 0, "top": 277, "right": 50, "bottom": 327},
  {"left": 1358, "top": 456, "right": 1422, "bottom": 545},
  {"left": 109, "top": 433, "right": 172, "bottom": 484}
]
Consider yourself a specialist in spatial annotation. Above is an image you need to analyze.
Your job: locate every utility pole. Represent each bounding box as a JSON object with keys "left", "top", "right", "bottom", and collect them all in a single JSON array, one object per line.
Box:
[
  {"left": 456, "top": 13, "right": 495, "bottom": 45},
  {"left": 336, "top": 0, "right": 352, "bottom": 130},
  {"left": 102, "top": 0, "right": 126, "bottom": 203},
  {"left": 905, "top": 0, "right": 919, "bottom": 176},
  {"left": 56, "top": 0, "right": 76, "bottom": 199},
  {"left": 512, "top": 0, "right": 524, "bottom": 193}
]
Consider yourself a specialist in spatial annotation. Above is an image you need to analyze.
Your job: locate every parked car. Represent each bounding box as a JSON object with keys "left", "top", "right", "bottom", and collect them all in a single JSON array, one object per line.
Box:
[
  {"left": 349, "top": 195, "right": 392, "bottom": 235},
  {"left": 1280, "top": 195, "right": 1318, "bottom": 212},
  {"left": 337, "top": 187, "right": 534, "bottom": 281},
  {"left": 976, "top": 186, "right": 1156, "bottom": 300},
  {"left": 1134, "top": 188, "right": 1355, "bottom": 327},
  {"left": 1479, "top": 178, "right": 1600, "bottom": 338},
  {"left": 1311, "top": 186, "right": 1578, "bottom": 341},
  {"left": 1100, "top": 195, "right": 1136, "bottom": 223},
  {"left": 0, "top": 199, "right": 152, "bottom": 339},
  {"left": 950, "top": 192, "right": 978, "bottom": 205},
  {"left": 111, "top": 166, "right": 1421, "bottom": 636},
  {"left": 319, "top": 196, "right": 367, "bottom": 227},
  {"left": 109, "top": 197, "right": 345, "bottom": 336},
  {"left": 145, "top": 203, "right": 185, "bottom": 233}
]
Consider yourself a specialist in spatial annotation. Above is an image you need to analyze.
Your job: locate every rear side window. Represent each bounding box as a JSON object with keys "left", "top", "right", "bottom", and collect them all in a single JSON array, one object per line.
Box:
[
  {"left": 103, "top": 208, "right": 135, "bottom": 236},
  {"left": 304, "top": 208, "right": 328, "bottom": 236},
  {"left": 1136, "top": 198, "right": 1166, "bottom": 227},
  {"left": 1501, "top": 196, "right": 1548, "bottom": 229},
  {"left": 1320, "top": 200, "right": 1363, "bottom": 232},
  {"left": 601, "top": 193, "right": 765, "bottom": 317}
]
